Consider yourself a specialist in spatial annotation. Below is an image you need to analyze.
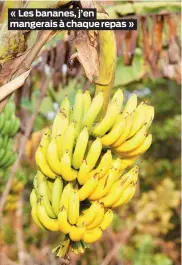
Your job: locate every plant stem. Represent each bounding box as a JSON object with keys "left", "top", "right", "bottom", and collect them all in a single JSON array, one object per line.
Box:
[{"left": 95, "top": 30, "right": 116, "bottom": 118}]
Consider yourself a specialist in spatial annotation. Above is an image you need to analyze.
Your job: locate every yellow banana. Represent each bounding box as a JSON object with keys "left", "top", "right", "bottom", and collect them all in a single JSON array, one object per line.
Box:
[
  {"left": 127, "top": 102, "right": 146, "bottom": 138},
  {"left": 69, "top": 224, "right": 85, "bottom": 242},
  {"left": 37, "top": 174, "right": 56, "bottom": 218},
  {"left": 31, "top": 204, "right": 45, "bottom": 230},
  {"left": 116, "top": 125, "right": 147, "bottom": 154},
  {"left": 86, "top": 138, "right": 102, "bottom": 170},
  {"left": 78, "top": 175, "right": 98, "bottom": 201},
  {"left": 88, "top": 181, "right": 104, "bottom": 201},
  {"left": 86, "top": 204, "right": 104, "bottom": 230},
  {"left": 39, "top": 132, "right": 51, "bottom": 156},
  {"left": 144, "top": 105, "right": 155, "bottom": 129},
  {"left": 82, "top": 92, "right": 104, "bottom": 130},
  {"left": 87, "top": 150, "right": 112, "bottom": 180},
  {"left": 51, "top": 177, "right": 63, "bottom": 216},
  {"left": 99, "top": 166, "right": 139, "bottom": 207},
  {"left": 60, "top": 183, "right": 72, "bottom": 214},
  {"left": 92, "top": 89, "right": 123, "bottom": 137},
  {"left": 112, "top": 184, "right": 136, "bottom": 208},
  {"left": 122, "top": 134, "right": 152, "bottom": 158},
  {"left": 35, "top": 147, "right": 56, "bottom": 179},
  {"left": 30, "top": 189, "right": 37, "bottom": 207},
  {"left": 72, "top": 127, "right": 89, "bottom": 169},
  {"left": 60, "top": 96, "right": 71, "bottom": 118},
  {"left": 61, "top": 122, "right": 76, "bottom": 158},
  {"left": 77, "top": 160, "right": 91, "bottom": 185},
  {"left": 101, "top": 114, "right": 126, "bottom": 146},
  {"left": 112, "top": 114, "right": 133, "bottom": 148},
  {"left": 68, "top": 188, "right": 80, "bottom": 225},
  {"left": 122, "top": 93, "right": 138, "bottom": 117},
  {"left": 117, "top": 157, "right": 138, "bottom": 172},
  {"left": 83, "top": 227, "right": 102, "bottom": 244},
  {"left": 58, "top": 206, "right": 71, "bottom": 234},
  {"left": 37, "top": 202, "right": 59, "bottom": 231},
  {"left": 46, "top": 138, "right": 61, "bottom": 175},
  {"left": 100, "top": 209, "right": 114, "bottom": 230},
  {"left": 73, "top": 89, "right": 84, "bottom": 137},
  {"left": 83, "top": 90, "right": 91, "bottom": 115},
  {"left": 77, "top": 201, "right": 102, "bottom": 226},
  {"left": 52, "top": 110, "right": 69, "bottom": 138},
  {"left": 60, "top": 151, "right": 77, "bottom": 181}
]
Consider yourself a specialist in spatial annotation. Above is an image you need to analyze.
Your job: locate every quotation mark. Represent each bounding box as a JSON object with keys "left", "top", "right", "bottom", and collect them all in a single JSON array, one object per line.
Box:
[
  {"left": 129, "top": 22, "right": 134, "bottom": 28},
  {"left": 10, "top": 11, "right": 16, "bottom": 17}
]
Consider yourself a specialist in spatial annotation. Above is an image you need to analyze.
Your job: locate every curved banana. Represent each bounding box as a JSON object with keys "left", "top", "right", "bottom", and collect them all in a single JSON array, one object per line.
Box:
[
  {"left": 122, "top": 134, "right": 152, "bottom": 158},
  {"left": 122, "top": 93, "right": 138, "bottom": 117},
  {"left": 59, "top": 183, "right": 72, "bottom": 215},
  {"left": 101, "top": 114, "right": 126, "bottom": 146},
  {"left": 72, "top": 127, "right": 89, "bottom": 169},
  {"left": 69, "top": 224, "right": 85, "bottom": 242},
  {"left": 77, "top": 201, "right": 102, "bottom": 226},
  {"left": 115, "top": 125, "right": 147, "bottom": 154},
  {"left": 86, "top": 138, "right": 102, "bottom": 170},
  {"left": 58, "top": 206, "right": 71, "bottom": 234},
  {"left": 73, "top": 89, "right": 84, "bottom": 137},
  {"left": 83, "top": 90, "right": 91, "bottom": 115},
  {"left": 46, "top": 138, "right": 61, "bottom": 175},
  {"left": 37, "top": 175, "right": 56, "bottom": 218},
  {"left": 82, "top": 92, "right": 104, "bottom": 130},
  {"left": 68, "top": 188, "right": 80, "bottom": 225},
  {"left": 92, "top": 89, "right": 123, "bottom": 137},
  {"left": 112, "top": 114, "right": 133, "bottom": 148},
  {"left": 37, "top": 202, "right": 59, "bottom": 231},
  {"left": 51, "top": 177, "right": 63, "bottom": 216},
  {"left": 112, "top": 184, "right": 136, "bottom": 208},
  {"left": 35, "top": 147, "right": 56, "bottom": 179},
  {"left": 78, "top": 175, "right": 98, "bottom": 201},
  {"left": 127, "top": 102, "right": 146, "bottom": 138},
  {"left": 100, "top": 209, "right": 114, "bottom": 230},
  {"left": 30, "top": 189, "right": 37, "bottom": 207},
  {"left": 83, "top": 227, "right": 102, "bottom": 244},
  {"left": 60, "top": 151, "right": 77, "bottom": 181},
  {"left": 77, "top": 159, "right": 91, "bottom": 185},
  {"left": 60, "top": 96, "right": 71, "bottom": 118},
  {"left": 31, "top": 204, "right": 45, "bottom": 230},
  {"left": 61, "top": 122, "right": 76, "bottom": 158},
  {"left": 51, "top": 110, "right": 69, "bottom": 138},
  {"left": 144, "top": 105, "right": 155, "bottom": 129},
  {"left": 86, "top": 204, "right": 104, "bottom": 230}
]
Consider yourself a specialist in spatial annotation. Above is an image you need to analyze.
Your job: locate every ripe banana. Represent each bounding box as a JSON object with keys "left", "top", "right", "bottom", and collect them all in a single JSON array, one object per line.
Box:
[
  {"left": 51, "top": 110, "right": 69, "bottom": 138},
  {"left": 83, "top": 227, "right": 102, "bottom": 244},
  {"left": 35, "top": 147, "right": 56, "bottom": 179},
  {"left": 31, "top": 204, "right": 45, "bottom": 230},
  {"left": 83, "top": 90, "right": 91, "bottom": 115},
  {"left": 58, "top": 206, "right": 71, "bottom": 234},
  {"left": 100, "top": 209, "right": 114, "bottom": 230},
  {"left": 77, "top": 201, "right": 101, "bottom": 226},
  {"left": 122, "top": 93, "right": 138, "bottom": 117},
  {"left": 61, "top": 122, "right": 76, "bottom": 158},
  {"left": 60, "top": 151, "right": 77, "bottom": 181},
  {"left": 86, "top": 203, "right": 104, "bottom": 229},
  {"left": 73, "top": 89, "right": 84, "bottom": 137},
  {"left": 68, "top": 188, "right": 80, "bottom": 225},
  {"left": 72, "top": 127, "right": 89, "bottom": 169},
  {"left": 69, "top": 224, "right": 85, "bottom": 242},
  {"left": 78, "top": 175, "right": 98, "bottom": 201},
  {"left": 86, "top": 138, "right": 102, "bottom": 170},
  {"left": 77, "top": 160, "right": 91, "bottom": 185},
  {"left": 60, "top": 183, "right": 72, "bottom": 214},
  {"left": 115, "top": 125, "right": 147, "bottom": 154},
  {"left": 92, "top": 89, "right": 123, "bottom": 137},
  {"left": 112, "top": 184, "right": 136, "bottom": 208},
  {"left": 46, "top": 138, "right": 61, "bottom": 175},
  {"left": 122, "top": 134, "right": 152, "bottom": 158},
  {"left": 82, "top": 92, "right": 104, "bottom": 130},
  {"left": 51, "top": 177, "right": 63, "bottom": 216},
  {"left": 37, "top": 202, "right": 59, "bottom": 231},
  {"left": 60, "top": 96, "right": 71, "bottom": 118}
]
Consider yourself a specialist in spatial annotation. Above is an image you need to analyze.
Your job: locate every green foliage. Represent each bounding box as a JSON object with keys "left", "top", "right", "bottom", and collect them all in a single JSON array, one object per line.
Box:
[{"left": 121, "top": 234, "right": 173, "bottom": 265}]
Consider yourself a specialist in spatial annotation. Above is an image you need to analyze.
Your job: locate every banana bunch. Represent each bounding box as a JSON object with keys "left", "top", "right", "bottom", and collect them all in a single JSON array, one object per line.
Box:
[
  {"left": 1, "top": 171, "right": 26, "bottom": 212},
  {"left": 30, "top": 88, "right": 154, "bottom": 257},
  {"left": 0, "top": 100, "right": 20, "bottom": 137},
  {"left": 0, "top": 100, "right": 19, "bottom": 170}
]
